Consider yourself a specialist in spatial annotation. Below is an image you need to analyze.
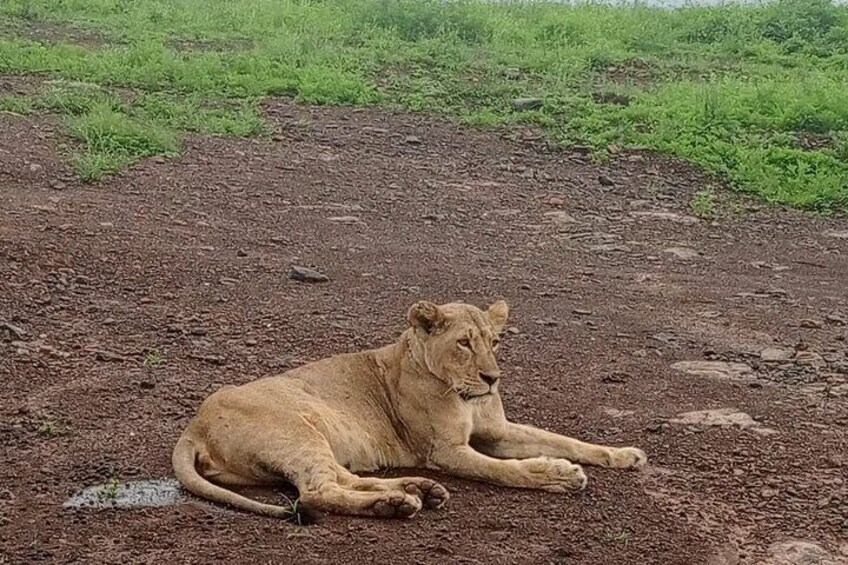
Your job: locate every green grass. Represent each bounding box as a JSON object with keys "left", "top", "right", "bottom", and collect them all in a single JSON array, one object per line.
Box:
[
  {"left": 0, "top": 0, "right": 846, "bottom": 212},
  {"left": 690, "top": 188, "right": 717, "bottom": 218},
  {"left": 143, "top": 348, "right": 165, "bottom": 367}
]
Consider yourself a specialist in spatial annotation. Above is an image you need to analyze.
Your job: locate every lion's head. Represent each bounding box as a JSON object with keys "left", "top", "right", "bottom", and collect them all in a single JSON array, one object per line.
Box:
[{"left": 406, "top": 300, "right": 509, "bottom": 400}]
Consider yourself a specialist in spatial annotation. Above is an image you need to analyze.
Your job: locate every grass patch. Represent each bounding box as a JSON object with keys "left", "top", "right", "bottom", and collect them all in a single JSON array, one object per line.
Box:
[
  {"left": 144, "top": 348, "right": 166, "bottom": 367},
  {"left": 690, "top": 189, "right": 717, "bottom": 218},
  {"left": 0, "top": 0, "right": 846, "bottom": 211}
]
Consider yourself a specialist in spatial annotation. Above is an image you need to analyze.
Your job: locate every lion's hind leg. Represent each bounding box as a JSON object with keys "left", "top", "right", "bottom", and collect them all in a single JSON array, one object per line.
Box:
[{"left": 260, "top": 431, "right": 423, "bottom": 519}]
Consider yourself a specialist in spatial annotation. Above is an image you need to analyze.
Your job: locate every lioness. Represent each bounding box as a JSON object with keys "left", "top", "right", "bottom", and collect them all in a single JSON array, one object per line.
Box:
[{"left": 173, "top": 300, "right": 647, "bottom": 519}]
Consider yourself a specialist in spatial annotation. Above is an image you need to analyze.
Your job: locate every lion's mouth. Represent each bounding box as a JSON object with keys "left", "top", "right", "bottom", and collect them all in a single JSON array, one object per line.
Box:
[{"left": 460, "top": 391, "right": 492, "bottom": 401}]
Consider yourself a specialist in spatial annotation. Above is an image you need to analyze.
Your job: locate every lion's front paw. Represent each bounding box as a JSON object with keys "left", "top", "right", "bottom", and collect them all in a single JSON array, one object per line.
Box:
[
  {"left": 523, "top": 457, "right": 587, "bottom": 493},
  {"left": 607, "top": 447, "right": 648, "bottom": 469},
  {"left": 403, "top": 479, "right": 450, "bottom": 509}
]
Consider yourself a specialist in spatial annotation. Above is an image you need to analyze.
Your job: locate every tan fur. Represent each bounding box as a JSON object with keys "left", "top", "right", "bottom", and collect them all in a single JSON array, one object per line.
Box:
[{"left": 173, "top": 300, "right": 647, "bottom": 519}]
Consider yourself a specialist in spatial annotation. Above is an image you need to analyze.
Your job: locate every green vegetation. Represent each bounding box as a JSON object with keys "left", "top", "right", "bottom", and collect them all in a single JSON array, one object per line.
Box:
[
  {"left": 690, "top": 188, "right": 717, "bottom": 217},
  {"left": 1, "top": 0, "right": 846, "bottom": 211},
  {"left": 38, "top": 419, "right": 57, "bottom": 436},
  {"left": 143, "top": 348, "right": 165, "bottom": 367},
  {"left": 98, "top": 477, "right": 121, "bottom": 501}
]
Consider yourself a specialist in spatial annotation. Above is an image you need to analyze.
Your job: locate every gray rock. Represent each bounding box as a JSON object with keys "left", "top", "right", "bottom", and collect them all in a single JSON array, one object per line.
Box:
[
  {"left": 503, "top": 68, "right": 523, "bottom": 80},
  {"left": 289, "top": 266, "right": 329, "bottom": 283},
  {"left": 597, "top": 174, "right": 615, "bottom": 187},
  {"left": 760, "top": 347, "right": 794, "bottom": 362},
  {"left": 663, "top": 246, "right": 700, "bottom": 260},
  {"left": 513, "top": 97, "right": 543, "bottom": 112},
  {"left": 761, "top": 540, "right": 842, "bottom": 565},
  {"left": 630, "top": 211, "right": 700, "bottom": 225},
  {"left": 670, "top": 408, "right": 777, "bottom": 435}
]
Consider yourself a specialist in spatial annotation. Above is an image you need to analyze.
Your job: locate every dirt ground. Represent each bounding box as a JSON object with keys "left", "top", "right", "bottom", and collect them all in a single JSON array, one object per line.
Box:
[{"left": 1, "top": 98, "right": 847, "bottom": 565}]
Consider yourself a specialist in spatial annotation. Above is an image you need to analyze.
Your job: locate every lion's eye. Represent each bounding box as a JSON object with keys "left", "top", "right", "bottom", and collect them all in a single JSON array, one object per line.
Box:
[
  {"left": 492, "top": 338, "right": 500, "bottom": 349},
  {"left": 457, "top": 338, "right": 471, "bottom": 349}
]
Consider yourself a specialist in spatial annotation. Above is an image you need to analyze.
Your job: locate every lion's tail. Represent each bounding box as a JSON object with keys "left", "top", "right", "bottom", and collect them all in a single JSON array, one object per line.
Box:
[{"left": 172, "top": 435, "right": 320, "bottom": 524}]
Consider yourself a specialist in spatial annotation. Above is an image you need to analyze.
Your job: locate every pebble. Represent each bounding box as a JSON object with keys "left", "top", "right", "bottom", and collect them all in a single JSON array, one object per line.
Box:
[
  {"left": 760, "top": 347, "right": 794, "bottom": 362},
  {"left": 629, "top": 211, "right": 700, "bottom": 225},
  {"left": 825, "top": 313, "right": 846, "bottom": 326},
  {"left": 403, "top": 135, "right": 422, "bottom": 145},
  {"left": 1, "top": 322, "right": 27, "bottom": 340},
  {"left": 544, "top": 211, "right": 576, "bottom": 226},
  {"left": 503, "top": 68, "right": 523, "bottom": 80},
  {"left": 289, "top": 266, "right": 329, "bottom": 283},
  {"left": 799, "top": 319, "right": 823, "bottom": 329},
  {"left": 327, "top": 216, "right": 360, "bottom": 224},
  {"left": 663, "top": 247, "right": 700, "bottom": 260},
  {"left": 597, "top": 174, "right": 615, "bottom": 187},
  {"left": 93, "top": 350, "right": 125, "bottom": 362}
]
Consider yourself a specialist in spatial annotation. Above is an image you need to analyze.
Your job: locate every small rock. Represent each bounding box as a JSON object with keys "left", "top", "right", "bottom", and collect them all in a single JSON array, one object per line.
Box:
[
  {"left": 794, "top": 351, "right": 824, "bottom": 366},
  {"left": 188, "top": 353, "right": 227, "bottom": 366},
  {"left": 1, "top": 321, "right": 28, "bottom": 340},
  {"left": 663, "top": 247, "right": 700, "bottom": 260},
  {"left": 544, "top": 211, "right": 576, "bottom": 227},
  {"left": 327, "top": 216, "right": 360, "bottom": 224},
  {"left": 403, "top": 135, "right": 422, "bottom": 145},
  {"left": 189, "top": 328, "right": 208, "bottom": 336},
  {"left": 760, "top": 487, "right": 779, "bottom": 499},
  {"left": 825, "top": 313, "right": 846, "bottom": 326},
  {"left": 825, "top": 230, "right": 848, "bottom": 240},
  {"left": 506, "top": 326, "right": 520, "bottom": 335},
  {"left": 670, "top": 408, "right": 776, "bottom": 434},
  {"left": 93, "top": 350, "right": 125, "bottom": 362},
  {"left": 139, "top": 381, "right": 155, "bottom": 390},
  {"left": 289, "top": 266, "right": 329, "bottom": 283},
  {"left": 589, "top": 243, "right": 631, "bottom": 253},
  {"left": 513, "top": 97, "right": 543, "bottom": 112},
  {"left": 503, "top": 68, "right": 523, "bottom": 80},
  {"left": 422, "top": 213, "right": 446, "bottom": 222},
  {"left": 646, "top": 422, "right": 664, "bottom": 433},
  {"left": 245, "top": 337, "right": 258, "bottom": 347},
  {"left": 799, "top": 319, "right": 823, "bottom": 329},
  {"left": 629, "top": 211, "right": 700, "bottom": 225},
  {"left": 765, "top": 540, "right": 841, "bottom": 565},
  {"left": 603, "top": 408, "right": 635, "bottom": 418},
  {"left": 50, "top": 180, "right": 66, "bottom": 191},
  {"left": 601, "top": 372, "right": 628, "bottom": 384},
  {"left": 546, "top": 196, "right": 565, "bottom": 207},
  {"left": 29, "top": 163, "right": 44, "bottom": 173},
  {"left": 597, "top": 174, "right": 615, "bottom": 187},
  {"left": 534, "top": 318, "right": 558, "bottom": 327},
  {"left": 236, "top": 249, "right": 248, "bottom": 257},
  {"left": 760, "top": 347, "right": 794, "bottom": 362},
  {"left": 671, "top": 361, "right": 754, "bottom": 382},
  {"left": 573, "top": 308, "right": 593, "bottom": 316}
]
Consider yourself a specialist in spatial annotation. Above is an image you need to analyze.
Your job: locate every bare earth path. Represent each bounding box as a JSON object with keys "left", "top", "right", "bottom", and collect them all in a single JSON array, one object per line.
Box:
[{"left": 1, "top": 100, "right": 847, "bottom": 564}]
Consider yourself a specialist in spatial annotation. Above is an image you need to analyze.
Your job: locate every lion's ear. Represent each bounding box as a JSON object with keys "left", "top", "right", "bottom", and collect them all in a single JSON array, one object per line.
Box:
[
  {"left": 487, "top": 300, "right": 509, "bottom": 333},
  {"left": 407, "top": 301, "right": 443, "bottom": 334}
]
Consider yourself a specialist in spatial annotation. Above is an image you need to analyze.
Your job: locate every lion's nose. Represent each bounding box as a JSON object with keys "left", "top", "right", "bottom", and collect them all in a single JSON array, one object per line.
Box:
[{"left": 479, "top": 372, "right": 500, "bottom": 387}]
